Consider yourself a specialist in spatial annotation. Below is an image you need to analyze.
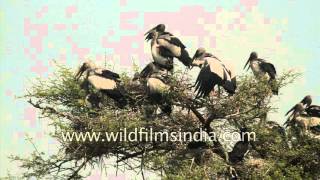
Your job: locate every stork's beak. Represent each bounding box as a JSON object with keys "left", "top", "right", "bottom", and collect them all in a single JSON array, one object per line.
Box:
[
  {"left": 144, "top": 26, "right": 157, "bottom": 41},
  {"left": 243, "top": 58, "right": 250, "bottom": 71},
  {"left": 144, "top": 26, "right": 157, "bottom": 36},
  {"left": 192, "top": 51, "right": 200, "bottom": 61},
  {"left": 75, "top": 64, "right": 86, "bottom": 80},
  {"left": 285, "top": 105, "right": 295, "bottom": 116}
]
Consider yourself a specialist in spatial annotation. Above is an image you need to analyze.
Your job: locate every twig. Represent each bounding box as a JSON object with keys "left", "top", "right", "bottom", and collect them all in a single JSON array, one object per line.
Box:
[
  {"left": 140, "top": 148, "right": 146, "bottom": 180},
  {"left": 67, "top": 157, "right": 91, "bottom": 180},
  {"left": 28, "top": 99, "right": 81, "bottom": 122}
]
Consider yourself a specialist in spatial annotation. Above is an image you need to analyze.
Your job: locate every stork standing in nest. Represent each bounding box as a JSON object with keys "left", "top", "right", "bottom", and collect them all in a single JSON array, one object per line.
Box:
[
  {"left": 75, "top": 61, "right": 127, "bottom": 108},
  {"left": 133, "top": 62, "right": 172, "bottom": 115},
  {"left": 284, "top": 103, "right": 320, "bottom": 133}
]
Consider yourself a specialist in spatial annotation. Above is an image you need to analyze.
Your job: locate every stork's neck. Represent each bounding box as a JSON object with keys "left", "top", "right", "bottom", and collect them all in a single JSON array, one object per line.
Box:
[{"left": 151, "top": 32, "right": 159, "bottom": 46}]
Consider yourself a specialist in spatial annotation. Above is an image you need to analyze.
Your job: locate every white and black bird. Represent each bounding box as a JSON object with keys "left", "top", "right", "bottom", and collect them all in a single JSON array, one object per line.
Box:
[
  {"left": 145, "top": 24, "right": 193, "bottom": 70},
  {"left": 134, "top": 62, "right": 172, "bottom": 114},
  {"left": 284, "top": 103, "right": 320, "bottom": 132},
  {"left": 75, "top": 61, "right": 127, "bottom": 108},
  {"left": 244, "top": 52, "right": 278, "bottom": 95},
  {"left": 192, "top": 48, "right": 236, "bottom": 98},
  {"left": 286, "top": 95, "right": 320, "bottom": 118}
]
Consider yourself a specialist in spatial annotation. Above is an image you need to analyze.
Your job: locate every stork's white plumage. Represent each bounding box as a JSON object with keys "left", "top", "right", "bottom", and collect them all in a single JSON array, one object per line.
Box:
[
  {"left": 147, "top": 77, "right": 170, "bottom": 94},
  {"left": 87, "top": 76, "right": 117, "bottom": 90}
]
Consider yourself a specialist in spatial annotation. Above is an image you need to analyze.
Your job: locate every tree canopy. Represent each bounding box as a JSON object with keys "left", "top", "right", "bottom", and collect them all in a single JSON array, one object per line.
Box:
[{"left": 7, "top": 63, "right": 320, "bottom": 179}]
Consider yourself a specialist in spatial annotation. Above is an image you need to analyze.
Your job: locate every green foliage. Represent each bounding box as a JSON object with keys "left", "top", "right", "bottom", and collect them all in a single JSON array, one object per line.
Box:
[{"left": 8, "top": 64, "right": 320, "bottom": 179}]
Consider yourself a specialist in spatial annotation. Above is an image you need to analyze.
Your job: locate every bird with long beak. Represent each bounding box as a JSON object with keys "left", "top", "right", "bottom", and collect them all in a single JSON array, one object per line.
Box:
[
  {"left": 145, "top": 24, "right": 193, "bottom": 69},
  {"left": 75, "top": 61, "right": 127, "bottom": 108},
  {"left": 244, "top": 52, "right": 278, "bottom": 95},
  {"left": 284, "top": 103, "right": 320, "bottom": 132},
  {"left": 286, "top": 95, "right": 320, "bottom": 117},
  {"left": 134, "top": 62, "right": 172, "bottom": 115},
  {"left": 192, "top": 48, "right": 236, "bottom": 98}
]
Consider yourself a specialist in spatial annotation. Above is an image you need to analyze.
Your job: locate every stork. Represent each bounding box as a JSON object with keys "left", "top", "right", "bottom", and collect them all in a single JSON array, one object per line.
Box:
[
  {"left": 192, "top": 48, "right": 236, "bottom": 98},
  {"left": 286, "top": 95, "right": 320, "bottom": 118},
  {"left": 75, "top": 61, "right": 127, "bottom": 108},
  {"left": 284, "top": 103, "right": 320, "bottom": 133},
  {"left": 145, "top": 24, "right": 193, "bottom": 69},
  {"left": 244, "top": 52, "right": 278, "bottom": 95},
  {"left": 228, "top": 127, "right": 250, "bottom": 164},
  {"left": 134, "top": 62, "right": 172, "bottom": 115}
]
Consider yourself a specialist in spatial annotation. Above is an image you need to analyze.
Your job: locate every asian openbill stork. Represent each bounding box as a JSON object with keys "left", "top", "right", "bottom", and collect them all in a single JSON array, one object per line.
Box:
[
  {"left": 228, "top": 127, "right": 250, "bottom": 163},
  {"left": 244, "top": 52, "right": 278, "bottom": 95},
  {"left": 192, "top": 48, "right": 236, "bottom": 98},
  {"left": 75, "top": 61, "right": 127, "bottom": 108},
  {"left": 145, "top": 24, "right": 193, "bottom": 69},
  {"left": 286, "top": 95, "right": 320, "bottom": 118},
  {"left": 134, "top": 62, "right": 172, "bottom": 114},
  {"left": 284, "top": 103, "right": 320, "bottom": 132}
]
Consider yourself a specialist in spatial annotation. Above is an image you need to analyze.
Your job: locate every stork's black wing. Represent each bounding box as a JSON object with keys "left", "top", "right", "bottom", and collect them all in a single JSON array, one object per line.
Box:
[
  {"left": 101, "top": 70, "right": 120, "bottom": 80},
  {"left": 259, "top": 59, "right": 277, "bottom": 80},
  {"left": 159, "top": 35, "right": 186, "bottom": 49},
  {"left": 140, "top": 63, "right": 158, "bottom": 79},
  {"left": 285, "top": 105, "right": 296, "bottom": 116},
  {"left": 228, "top": 141, "right": 249, "bottom": 163},
  {"left": 306, "top": 105, "right": 320, "bottom": 117},
  {"left": 194, "top": 65, "right": 221, "bottom": 98},
  {"left": 158, "top": 46, "right": 175, "bottom": 58},
  {"left": 228, "top": 129, "right": 249, "bottom": 163}
]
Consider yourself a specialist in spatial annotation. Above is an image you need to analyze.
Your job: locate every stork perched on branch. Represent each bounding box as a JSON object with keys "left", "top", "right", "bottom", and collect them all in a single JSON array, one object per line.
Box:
[
  {"left": 192, "top": 48, "right": 236, "bottom": 98},
  {"left": 284, "top": 103, "right": 320, "bottom": 133},
  {"left": 145, "top": 24, "right": 193, "bottom": 70},
  {"left": 133, "top": 62, "right": 172, "bottom": 115},
  {"left": 286, "top": 95, "right": 320, "bottom": 118},
  {"left": 75, "top": 61, "right": 127, "bottom": 108},
  {"left": 244, "top": 52, "right": 278, "bottom": 95}
]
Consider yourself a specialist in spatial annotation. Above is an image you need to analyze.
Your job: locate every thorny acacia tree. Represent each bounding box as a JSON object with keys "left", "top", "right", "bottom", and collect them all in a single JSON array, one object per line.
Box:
[{"left": 8, "top": 63, "right": 320, "bottom": 179}]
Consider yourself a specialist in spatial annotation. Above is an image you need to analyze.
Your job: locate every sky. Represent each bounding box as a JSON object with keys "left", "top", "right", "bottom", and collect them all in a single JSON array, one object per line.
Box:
[{"left": 0, "top": 0, "right": 319, "bottom": 179}]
